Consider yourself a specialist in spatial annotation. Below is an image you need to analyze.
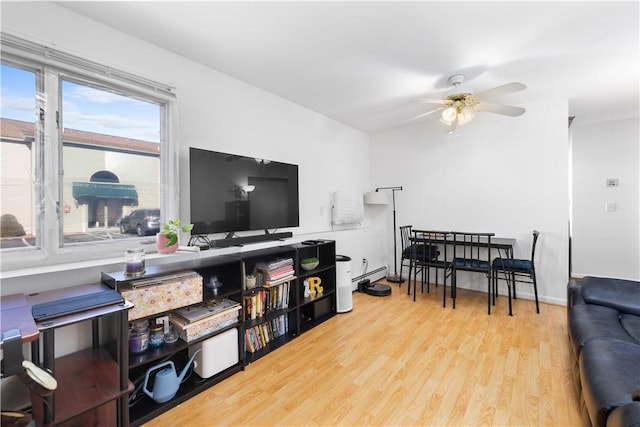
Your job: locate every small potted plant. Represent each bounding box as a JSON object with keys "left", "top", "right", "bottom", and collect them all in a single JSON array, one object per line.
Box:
[
  {"left": 156, "top": 219, "right": 193, "bottom": 254},
  {"left": 300, "top": 257, "right": 319, "bottom": 271}
]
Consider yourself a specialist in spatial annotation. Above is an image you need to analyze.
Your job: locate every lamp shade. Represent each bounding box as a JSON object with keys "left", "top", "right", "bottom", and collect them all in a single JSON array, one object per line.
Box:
[{"left": 364, "top": 191, "right": 389, "bottom": 205}]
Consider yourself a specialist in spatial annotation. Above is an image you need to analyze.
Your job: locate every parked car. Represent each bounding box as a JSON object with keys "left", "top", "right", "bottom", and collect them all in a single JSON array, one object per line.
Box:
[{"left": 119, "top": 209, "right": 160, "bottom": 236}]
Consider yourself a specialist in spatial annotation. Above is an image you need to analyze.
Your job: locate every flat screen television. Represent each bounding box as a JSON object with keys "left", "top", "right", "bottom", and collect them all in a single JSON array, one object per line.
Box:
[{"left": 189, "top": 147, "right": 299, "bottom": 237}]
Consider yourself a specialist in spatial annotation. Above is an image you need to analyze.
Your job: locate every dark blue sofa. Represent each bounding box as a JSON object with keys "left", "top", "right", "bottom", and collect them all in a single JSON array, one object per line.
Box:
[{"left": 567, "top": 276, "right": 640, "bottom": 427}]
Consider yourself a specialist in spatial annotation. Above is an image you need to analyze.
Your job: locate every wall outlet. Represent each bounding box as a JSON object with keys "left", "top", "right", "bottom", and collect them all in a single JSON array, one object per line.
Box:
[{"left": 606, "top": 178, "right": 619, "bottom": 188}]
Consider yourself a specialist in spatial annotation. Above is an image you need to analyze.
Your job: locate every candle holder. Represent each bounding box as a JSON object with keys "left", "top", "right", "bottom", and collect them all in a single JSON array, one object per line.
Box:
[
  {"left": 245, "top": 274, "right": 257, "bottom": 289},
  {"left": 125, "top": 248, "right": 145, "bottom": 277}
]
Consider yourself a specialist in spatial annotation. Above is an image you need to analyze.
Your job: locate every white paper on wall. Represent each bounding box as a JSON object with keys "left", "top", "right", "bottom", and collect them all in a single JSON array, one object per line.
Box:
[{"left": 332, "top": 191, "right": 364, "bottom": 225}]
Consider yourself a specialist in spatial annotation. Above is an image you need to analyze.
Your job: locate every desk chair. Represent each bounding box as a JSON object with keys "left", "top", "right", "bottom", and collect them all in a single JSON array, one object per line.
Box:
[
  {"left": 410, "top": 230, "right": 451, "bottom": 306},
  {"left": 492, "top": 230, "right": 540, "bottom": 315},
  {"left": 451, "top": 232, "right": 495, "bottom": 314}
]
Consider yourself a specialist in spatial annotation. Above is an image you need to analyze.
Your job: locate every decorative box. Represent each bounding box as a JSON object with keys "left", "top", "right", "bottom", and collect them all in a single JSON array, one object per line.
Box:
[
  {"left": 170, "top": 300, "right": 241, "bottom": 343},
  {"left": 120, "top": 271, "right": 203, "bottom": 321}
]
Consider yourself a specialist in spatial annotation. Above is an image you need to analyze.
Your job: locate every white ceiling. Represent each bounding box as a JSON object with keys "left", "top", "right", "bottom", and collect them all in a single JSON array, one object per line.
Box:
[{"left": 56, "top": 1, "right": 639, "bottom": 133}]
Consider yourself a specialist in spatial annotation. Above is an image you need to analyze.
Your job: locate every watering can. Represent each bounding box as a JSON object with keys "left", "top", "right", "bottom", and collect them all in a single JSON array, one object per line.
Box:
[{"left": 142, "top": 348, "right": 201, "bottom": 403}]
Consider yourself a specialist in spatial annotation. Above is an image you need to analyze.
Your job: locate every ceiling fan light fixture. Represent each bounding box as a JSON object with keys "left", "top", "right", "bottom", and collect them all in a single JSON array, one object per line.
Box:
[
  {"left": 410, "top": 73, "right": 526, "bottom": 129},
  {"left": 441, "top": 106, "right": 457, "bottom": 123},
  {"left": 457, "top": 106, "right": 476, "bottom": 125}
]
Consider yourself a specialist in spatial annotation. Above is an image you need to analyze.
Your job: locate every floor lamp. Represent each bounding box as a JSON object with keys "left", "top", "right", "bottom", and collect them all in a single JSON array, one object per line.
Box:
[{"left": 366, "top": 186, "right": 404, "bottom": 283}]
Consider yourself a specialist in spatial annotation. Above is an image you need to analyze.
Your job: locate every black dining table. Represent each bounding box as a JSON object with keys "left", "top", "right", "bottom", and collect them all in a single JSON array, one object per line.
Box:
[{"left": 409, "top": 230, "right": 516, "bottom": 312}]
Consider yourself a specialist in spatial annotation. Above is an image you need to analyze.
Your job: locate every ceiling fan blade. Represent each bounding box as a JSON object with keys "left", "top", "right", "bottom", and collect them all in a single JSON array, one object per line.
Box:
[
  {"left": 406, "top": 106, "right": 445, "bottom": 123},
  {"left": 476, "top": 102, "right": 526, "bottom": 117},
  {"left": 412, "top": 97, "right": 447, "bottom": 105},
  {"left": 473, "top": 82, "right": 526, "bottom": 101}
]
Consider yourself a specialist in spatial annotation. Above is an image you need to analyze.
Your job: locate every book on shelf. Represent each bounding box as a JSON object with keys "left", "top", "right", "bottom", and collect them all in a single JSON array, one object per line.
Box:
[
  {"left": 244, "top": 314, "right": 288, "bottom": 353},
  {"left": 255, "top": 258, "right": 295, "bottom": 282},
  {"left": 263, "top": 274, "right": 295, "bottom": 288},
  {"left": 243, "top": 281, "right": 290, "bottom": 320},
  {"left": 256, "top": 258, "right": 293, "bottom": 271}
]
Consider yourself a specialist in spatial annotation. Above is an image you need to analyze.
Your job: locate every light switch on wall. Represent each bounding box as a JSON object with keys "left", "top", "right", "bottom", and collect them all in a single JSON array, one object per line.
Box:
[{"left": 605, "top": 202, "right": 617, "bottom": 213}]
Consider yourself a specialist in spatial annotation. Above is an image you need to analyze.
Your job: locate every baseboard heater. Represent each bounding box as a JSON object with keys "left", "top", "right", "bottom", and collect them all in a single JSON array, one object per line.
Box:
[{"left": 351, "top": 266, "right": 387, "bottom": 290}]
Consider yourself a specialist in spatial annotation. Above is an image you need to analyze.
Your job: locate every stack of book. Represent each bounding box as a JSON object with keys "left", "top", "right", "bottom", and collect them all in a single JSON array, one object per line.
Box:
[
  {"left": 170, "top": 298, "right": 241, "bottom": 342},
  {"left": 255, "top": 258, "right": 295, "bottom": 286},
  {"left": 244, "top": 281, "right": 290, "bottom": 321},
  {"left": 245, "top": 314, "right": 288, "bottom": 353}
]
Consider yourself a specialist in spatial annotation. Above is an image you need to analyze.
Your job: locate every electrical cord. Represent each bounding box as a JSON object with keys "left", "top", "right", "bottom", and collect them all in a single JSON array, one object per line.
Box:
[{"left": 188, "top": 234, "right": 210, "bottom": 248}]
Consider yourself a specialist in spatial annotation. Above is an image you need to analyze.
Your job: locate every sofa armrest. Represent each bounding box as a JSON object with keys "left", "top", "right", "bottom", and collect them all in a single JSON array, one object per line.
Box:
[
  {"left": 582, "top": 277, "right": 640, "bottom": 316},
  {"left": 568, "top": 279, "right": 585, "bottom": 310}
]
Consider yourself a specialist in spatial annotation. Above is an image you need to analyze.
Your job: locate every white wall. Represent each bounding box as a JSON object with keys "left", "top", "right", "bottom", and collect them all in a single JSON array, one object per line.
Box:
[
  {"left": 571, "top": 117, "right": 640, "bottom": 279},
  {"left": 0, "top": 1, "right": 386, "bottom": 298},
  {"left": 370, "top": 91, "right": 571, "bottom": 305},
  {"left": 0, "top": 2, "right": 387, "bottom": 409}
]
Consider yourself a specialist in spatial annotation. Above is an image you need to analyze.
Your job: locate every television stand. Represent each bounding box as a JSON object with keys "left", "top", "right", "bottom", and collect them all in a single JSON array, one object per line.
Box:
[{"left": 210, "top": 231, "right": 293, "bottom": 248}]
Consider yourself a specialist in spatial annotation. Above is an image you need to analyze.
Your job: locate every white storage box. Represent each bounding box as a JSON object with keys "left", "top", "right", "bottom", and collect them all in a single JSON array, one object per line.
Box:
[{"left": 188, "top": 328, "right": 239, "bottom": 379}]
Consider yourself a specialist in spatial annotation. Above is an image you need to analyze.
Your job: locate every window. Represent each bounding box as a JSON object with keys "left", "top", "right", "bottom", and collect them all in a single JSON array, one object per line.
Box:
[
  {"left": 1, "top": 34, "right": 177, "bottom": 270},
  {"left": 0, "top": 64, "right": 36, "bottom": 248},
  {"left": 61, "top": 79, "right": 161, "bottom": 242}
]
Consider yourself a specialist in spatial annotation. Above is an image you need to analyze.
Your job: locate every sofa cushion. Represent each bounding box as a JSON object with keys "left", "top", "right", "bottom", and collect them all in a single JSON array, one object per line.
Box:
[
  {"left": 568, "top": 303, "right": 638, "bottom": 359},
  {"left": 607, "top": 402, "right": 640, "bottom": 427},
  {"left": 620, "top": 314, "right": 640, "bottom": 344},
  {"left": 580, "top": 339, "right": 640, "bottom": 427},
  {"left": 582, "top": 277, "right": 640, "bottom": 316}
]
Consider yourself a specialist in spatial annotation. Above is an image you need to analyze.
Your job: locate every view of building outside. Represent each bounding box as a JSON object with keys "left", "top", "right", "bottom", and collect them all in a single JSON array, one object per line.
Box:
[
  {"left": 1, "top": 63, "right": 162, "bottom": 248},
  {"left": 1, "top": 65, "right": 35, "bottom": 242}
]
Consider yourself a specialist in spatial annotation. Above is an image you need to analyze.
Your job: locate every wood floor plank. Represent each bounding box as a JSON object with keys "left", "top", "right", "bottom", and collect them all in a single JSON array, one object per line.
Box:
[{"left": 143, "top": 281, "right": 582, "bottom": 426}]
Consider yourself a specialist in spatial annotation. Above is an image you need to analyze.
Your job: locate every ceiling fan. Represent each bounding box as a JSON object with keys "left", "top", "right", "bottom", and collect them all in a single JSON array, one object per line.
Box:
[{"left": 412, "top": 74, "right": 526, "bottom": 133}]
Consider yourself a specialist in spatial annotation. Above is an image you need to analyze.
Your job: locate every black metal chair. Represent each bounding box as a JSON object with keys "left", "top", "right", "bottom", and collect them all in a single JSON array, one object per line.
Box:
[
  {"left": 492, "top": 230, "right": 540, "bottom": 315},
  {"left": 451, "top": 232, "right": 495, "bottom": 314},
  {"left": 399, "top": 225, "right": 414, "bottom": 288},
  {"left": 409, "top": 230, "right": 452, "bottom": 306}
]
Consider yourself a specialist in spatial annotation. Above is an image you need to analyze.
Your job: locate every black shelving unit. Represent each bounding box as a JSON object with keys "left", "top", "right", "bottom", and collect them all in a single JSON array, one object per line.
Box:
[
  {"left": 294, "top": 240, "right": 337, "bottom": 334},
  {"left": 240, "top": 246, "right": 299, "bottom": 363},
  {"left": 99, "top": 240, "right": 336, "bottom": 425},
  {"left": 102, "top": 256, "right": 245, "bottom": 427},
  {"left": 127, "top": 324, "right": 241, "bottom": 425}
]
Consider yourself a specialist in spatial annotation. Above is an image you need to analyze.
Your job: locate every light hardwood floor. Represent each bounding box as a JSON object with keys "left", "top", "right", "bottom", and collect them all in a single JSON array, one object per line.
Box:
[{"left": 144, "top": 280, "right": 581, "bottom": 426}]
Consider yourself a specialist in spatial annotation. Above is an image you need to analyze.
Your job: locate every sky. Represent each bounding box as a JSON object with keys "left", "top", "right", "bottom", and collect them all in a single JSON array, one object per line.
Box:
[{"left": 1, "top": 63, "right": 160, "bottom": 143}]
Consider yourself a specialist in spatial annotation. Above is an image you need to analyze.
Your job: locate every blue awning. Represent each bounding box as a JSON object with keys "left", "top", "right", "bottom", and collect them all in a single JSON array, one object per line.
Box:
[{"left": 72, "top": 182, "right": 138, "bottom": 205}]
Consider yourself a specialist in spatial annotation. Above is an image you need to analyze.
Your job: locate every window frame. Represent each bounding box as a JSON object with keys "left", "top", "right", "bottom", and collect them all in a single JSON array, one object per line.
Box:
[{"left": 1, "top": 34, "right": 179, "bottom": 272}]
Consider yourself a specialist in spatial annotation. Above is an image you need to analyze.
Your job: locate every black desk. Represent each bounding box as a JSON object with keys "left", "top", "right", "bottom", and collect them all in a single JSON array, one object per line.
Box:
[{"left": 26, "top": 283, "right": 133, "bottom": 426}]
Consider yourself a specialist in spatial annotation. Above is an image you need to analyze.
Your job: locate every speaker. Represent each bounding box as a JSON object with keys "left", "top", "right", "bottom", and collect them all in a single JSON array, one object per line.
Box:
[{"left": 210, "top": 232, "right": 293, "bottom": 248}]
